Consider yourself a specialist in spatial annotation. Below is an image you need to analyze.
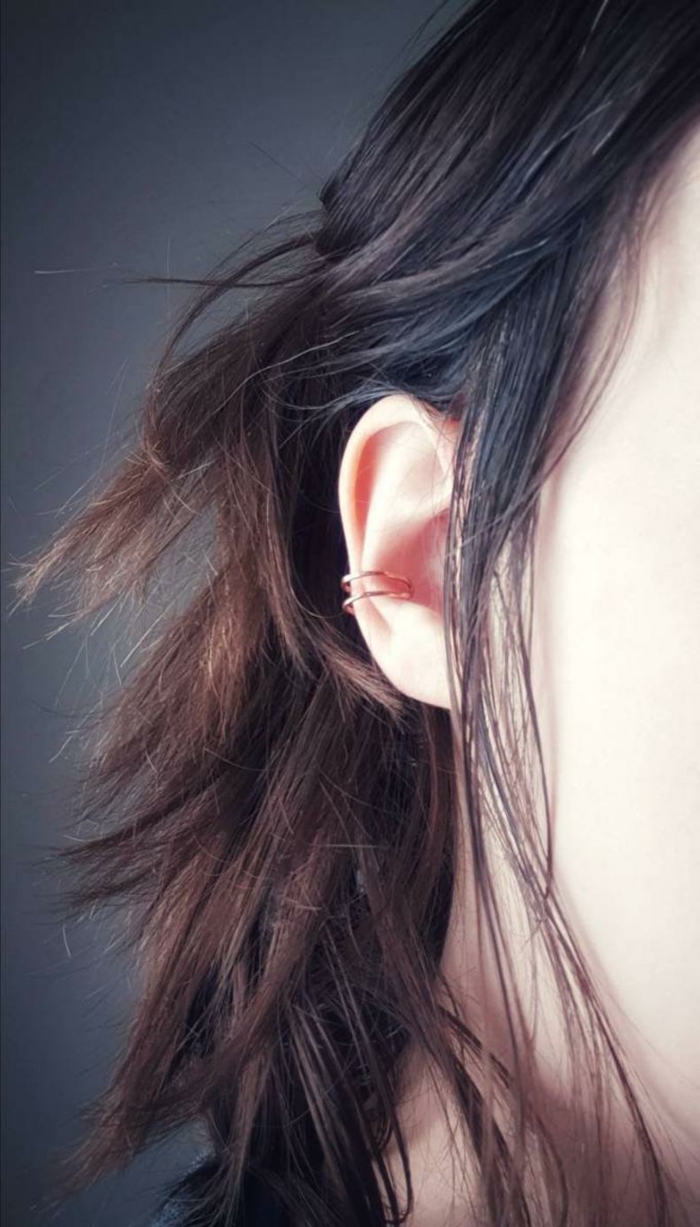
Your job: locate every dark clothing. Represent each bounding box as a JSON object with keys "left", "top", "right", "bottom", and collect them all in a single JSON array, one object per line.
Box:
[{"left": 150, "top": 1156, "right": 289, "bottom": 1227}]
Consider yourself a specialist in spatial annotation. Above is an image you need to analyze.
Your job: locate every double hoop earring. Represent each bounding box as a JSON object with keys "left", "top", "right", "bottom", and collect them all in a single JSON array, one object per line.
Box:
[{"left": 340, "top": 569, "right": 413, "bottom": 615}]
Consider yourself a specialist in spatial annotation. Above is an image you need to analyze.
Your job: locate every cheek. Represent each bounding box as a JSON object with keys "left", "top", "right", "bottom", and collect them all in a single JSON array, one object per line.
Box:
[{"left": 529, "top": 341, "right": 700, "bottom": 1146}]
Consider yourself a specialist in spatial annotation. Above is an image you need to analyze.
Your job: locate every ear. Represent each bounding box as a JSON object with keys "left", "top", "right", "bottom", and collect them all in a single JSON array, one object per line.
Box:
[{"left": 337, "top": 393, "right": 460, "bottom": 708}]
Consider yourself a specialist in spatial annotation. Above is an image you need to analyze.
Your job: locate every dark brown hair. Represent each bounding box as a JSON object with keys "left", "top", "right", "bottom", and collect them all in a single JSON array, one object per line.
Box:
[{"left": 13, "top": 0, "right": 700, "bottom": 1223}]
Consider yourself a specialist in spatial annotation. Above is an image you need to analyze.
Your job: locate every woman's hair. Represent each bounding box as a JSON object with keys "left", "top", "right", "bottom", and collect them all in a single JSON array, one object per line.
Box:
[{"left": 14, "top": 1, "right": 700, "bottom": 1224}]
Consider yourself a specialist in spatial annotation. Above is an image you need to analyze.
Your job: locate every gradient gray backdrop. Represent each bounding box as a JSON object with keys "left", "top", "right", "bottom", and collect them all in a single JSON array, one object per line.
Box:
[{"left": 2, "top": 2, "right": 465, "bottom": 1224}]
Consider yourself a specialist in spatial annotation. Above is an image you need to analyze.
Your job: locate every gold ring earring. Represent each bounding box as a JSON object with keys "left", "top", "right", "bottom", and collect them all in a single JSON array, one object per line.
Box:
[{"left": 340, "top": 570, "right": 413, "bottom": 615}]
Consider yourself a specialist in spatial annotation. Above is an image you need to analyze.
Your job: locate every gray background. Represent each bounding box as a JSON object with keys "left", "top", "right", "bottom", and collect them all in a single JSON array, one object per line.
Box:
[{"left": 1, "top": 2, "right": 459, "bottom": 1225}]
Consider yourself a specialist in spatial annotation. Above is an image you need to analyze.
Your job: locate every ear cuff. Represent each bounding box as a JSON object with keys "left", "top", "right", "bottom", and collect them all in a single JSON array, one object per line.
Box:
[{"left": 340, "top": 570, "right": 413, "bottom": 615}]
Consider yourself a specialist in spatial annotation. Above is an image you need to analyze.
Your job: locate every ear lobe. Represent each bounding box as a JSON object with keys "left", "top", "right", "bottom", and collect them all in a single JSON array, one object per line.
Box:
[{"left": 337, "top": 394, "right": 460, "bottom": 709}]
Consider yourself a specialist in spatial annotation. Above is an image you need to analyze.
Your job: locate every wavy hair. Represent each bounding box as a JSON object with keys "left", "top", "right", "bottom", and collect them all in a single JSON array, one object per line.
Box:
[{"left": 14, "top": 0, "right": 700, "bottom": 1223}]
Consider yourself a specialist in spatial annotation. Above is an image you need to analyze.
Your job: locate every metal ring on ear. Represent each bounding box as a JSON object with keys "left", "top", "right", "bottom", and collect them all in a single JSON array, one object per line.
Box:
[{"left": 340, "top": 570, "right": 413, "bottom": 615}]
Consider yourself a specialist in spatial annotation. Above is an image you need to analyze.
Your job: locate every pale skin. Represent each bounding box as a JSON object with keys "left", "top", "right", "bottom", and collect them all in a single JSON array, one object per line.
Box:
[{"left": 337, "top": 125, "right": 700, "bottom": 1224}]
